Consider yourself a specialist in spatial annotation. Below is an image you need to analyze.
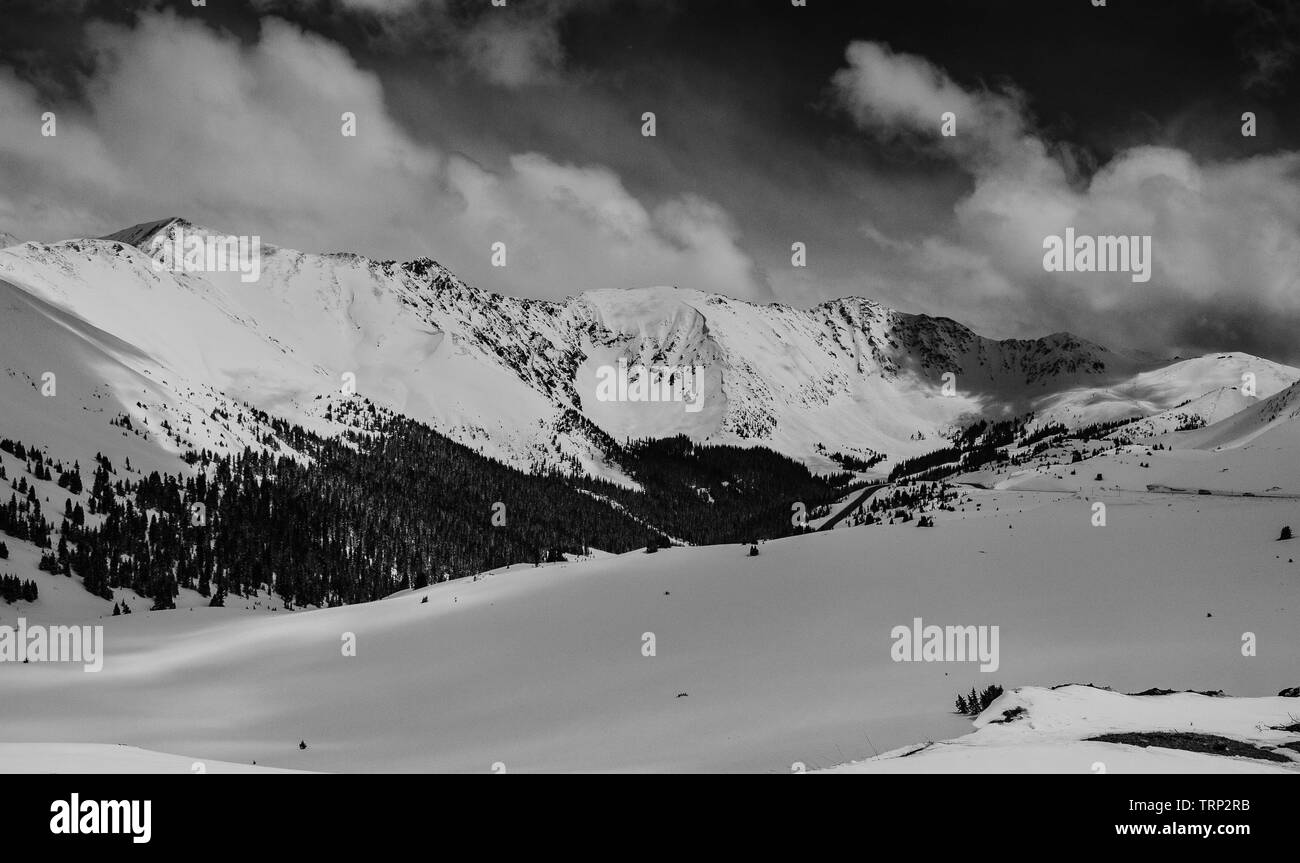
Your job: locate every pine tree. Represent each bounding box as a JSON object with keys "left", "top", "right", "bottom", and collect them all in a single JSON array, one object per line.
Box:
[{"left": 979, "top": 684, "right": 1003, "bottom": 710}]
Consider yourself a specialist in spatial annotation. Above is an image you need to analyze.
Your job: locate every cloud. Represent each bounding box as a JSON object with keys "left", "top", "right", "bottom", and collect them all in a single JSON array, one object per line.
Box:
[
  {"left": 833, "top": 40, "right": 1300, "bottom": 361},
  {"left": 254, "top": 0, "right": 583, "bottom": 88},
  {"left": 0, "top": 9, "right": 766, "bottom": 302},
  {"left": 460, "top": 10, "right": 566, "bottom": 87},
  {"left": 446, "top": 153, "right": 764, "bottom": 297},
  {"left": 831, "top": 41, "right": 1051, "bottom": 179},
  {"left": 1215, "top": 0, "right": 1300, "bottom": 90}
]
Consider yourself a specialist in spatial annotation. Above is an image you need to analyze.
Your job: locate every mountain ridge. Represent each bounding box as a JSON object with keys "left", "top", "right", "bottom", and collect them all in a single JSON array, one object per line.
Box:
[{"left": 1, "top": 217, "right": 1295, "bottom": 481}]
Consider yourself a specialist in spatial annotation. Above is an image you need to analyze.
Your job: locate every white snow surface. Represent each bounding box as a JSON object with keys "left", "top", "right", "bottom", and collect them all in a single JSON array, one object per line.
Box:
[
  {"left": 0, "top": 743, "right": 302, "bottom": 773},
  {"left": 824, "top": 685, "right": 1299, "bottom": 773}
]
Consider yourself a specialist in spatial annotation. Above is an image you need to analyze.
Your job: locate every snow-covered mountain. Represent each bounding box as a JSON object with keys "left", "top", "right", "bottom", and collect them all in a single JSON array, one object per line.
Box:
[
  {"left": 1, "top": 217, "right": 1296, "bottom": 480},
  {"left": 1174, "top": 377, "right": 1300, "bottom": 451}
]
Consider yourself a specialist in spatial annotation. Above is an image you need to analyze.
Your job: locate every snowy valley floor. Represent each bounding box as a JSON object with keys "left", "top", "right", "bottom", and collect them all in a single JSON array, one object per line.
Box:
[{"left": 2, "top": 452, "right": 1299, "bottom": 773}]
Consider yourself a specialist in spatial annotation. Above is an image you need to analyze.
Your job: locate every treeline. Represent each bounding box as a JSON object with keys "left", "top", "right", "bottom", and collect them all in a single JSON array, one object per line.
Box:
[
  {"left": 889, "top": 413, "right": 1058, "bottom": 482},
  {"left": 0, "top": 573, "right": 38, "bottom": 603},
  {"left": 869, "top": 482, "right": 955, "bottom": 521},
  {"left": 888, "top": 446, "right": 961, "bottom": 482},
  {"left": 814, "top": 443, "right": 886, "bottom": 472},
  {"left": 1016, "top": 422, "right": 1067, "bottom": 448},
  {"left": 590, "top": 435, "right": 859, "bottom": 544},
  {"left": 1068, "top": 417, "right": 1140, "bottom": 441},
  {"left": 73, "top": 418, "right": 667, "bottom": 609},
  {"left": 952, "top": 415, "right": 1030, "bottom": 451},
  {"left": 1, "top": 418, "right": 665, "bottom": 609},
  {"left": 1, "top": 413, "right": 857, "bottom": 610}
]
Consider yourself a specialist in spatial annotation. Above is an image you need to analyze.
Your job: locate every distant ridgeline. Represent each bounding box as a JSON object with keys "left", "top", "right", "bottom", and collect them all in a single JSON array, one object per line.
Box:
[{"left": 0, "top": 413, "right": 857, "bottom": 611}]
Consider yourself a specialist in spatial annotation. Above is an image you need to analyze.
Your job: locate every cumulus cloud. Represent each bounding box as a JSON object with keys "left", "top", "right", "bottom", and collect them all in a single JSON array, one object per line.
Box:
[
  {"left": 833, "top": 40, "right": 1300, "bottom": 361},
  {"left": 0, "top": 9, "right": 766, "bottom": 301},
  {"left": 831, "top": 41, "right": 1047, "bottom": 176}
]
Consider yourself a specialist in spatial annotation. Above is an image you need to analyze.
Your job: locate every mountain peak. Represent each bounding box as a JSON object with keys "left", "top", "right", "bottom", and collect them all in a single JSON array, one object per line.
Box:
[{"left": 99, "top": 217, "right": 196, "bottom": 249}]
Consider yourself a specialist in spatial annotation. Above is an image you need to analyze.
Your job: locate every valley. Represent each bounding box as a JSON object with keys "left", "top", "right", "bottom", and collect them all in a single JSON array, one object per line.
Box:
[{"left": 1, "top": 219, "right": 1298, "bottom": 774}]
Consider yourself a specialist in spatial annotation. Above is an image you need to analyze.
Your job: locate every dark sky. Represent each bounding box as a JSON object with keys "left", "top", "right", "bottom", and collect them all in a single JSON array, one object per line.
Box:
[{"left": 0, "top": 0, "right": 1298, "bottom": 361}]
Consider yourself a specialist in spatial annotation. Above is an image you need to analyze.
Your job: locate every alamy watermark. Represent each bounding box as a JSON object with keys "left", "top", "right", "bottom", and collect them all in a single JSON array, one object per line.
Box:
[
  {"left": 148, "top": 224, "right": 261, "bottom": 283},
  {"left": 0, "top": 618, "right": 103, "bottom": 671},
  {"left": 594, "top": 358, "right": 705, "bottom": 413},
  {"left": 50, "top": 794, "right": 150, "bottom": 844},
  {"left": 890, "top": 617, "right": 999, "bottom": 672},
  {"left": 1043, "top": 228, "right": 1151, "bottom": 283}
]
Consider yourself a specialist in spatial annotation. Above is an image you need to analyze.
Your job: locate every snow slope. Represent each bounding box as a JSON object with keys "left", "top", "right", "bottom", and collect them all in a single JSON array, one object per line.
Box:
[
  {"left": 0, "top": 221, "right": 627, "bottom": 484},
  {"left": 0, "top": 744, "right": 302, "bottom": 774},
  {"left": 824, "top": 685, "right": 1299, "bottom": 773},
  {"left": 0, "top": 270, "right": 297, "bottom": 478},
  {"left": 1030, "top": 353, "right": 1294, "bottom": 429},
  {"left": 1116, "top": 386, "right": 1256, "bottom": 440},
  {"left": 1176, "top": 379, "right": 1300, "bottom": 452},
  {"left": 3, "top": 454, "right": 1297, "bottom": 772}
]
